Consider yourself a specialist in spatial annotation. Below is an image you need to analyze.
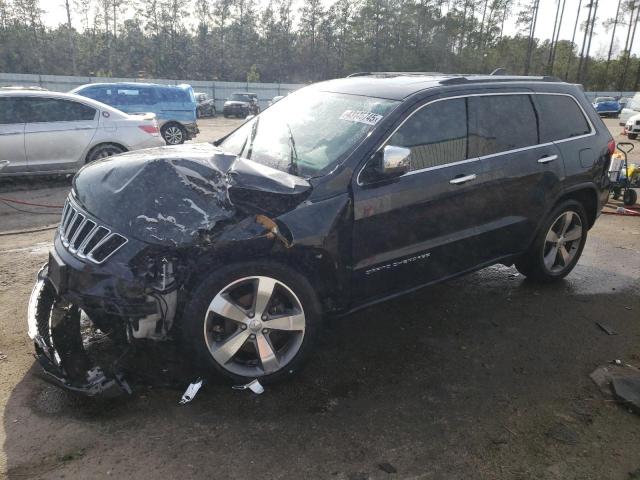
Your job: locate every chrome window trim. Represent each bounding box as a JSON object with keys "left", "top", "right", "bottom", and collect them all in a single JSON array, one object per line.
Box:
[{"left": 356, "top": 91, "right": 596, "bottom": 186}]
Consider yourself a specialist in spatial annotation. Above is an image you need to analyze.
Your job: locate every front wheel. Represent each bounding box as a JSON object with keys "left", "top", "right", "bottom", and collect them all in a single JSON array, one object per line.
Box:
[
  {"left": 161, "top": 123, "right": 186, "bottom": 145},
  {"left": 515, "top": 201, "right": 588, "bottom": 282},
  {"left": 181, "top": 261, "right": 321, "bottom": 384}
]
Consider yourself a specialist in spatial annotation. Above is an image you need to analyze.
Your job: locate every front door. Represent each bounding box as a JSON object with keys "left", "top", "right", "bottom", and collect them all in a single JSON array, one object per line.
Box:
[{"left": 352, "top": 96, "right": 506, "bottom": 303}]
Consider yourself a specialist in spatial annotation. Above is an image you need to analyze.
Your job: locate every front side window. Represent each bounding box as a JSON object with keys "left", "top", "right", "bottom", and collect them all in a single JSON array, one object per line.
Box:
[
  {"left": 0, "top": 97, "right": 24, "bottom": 124},
  {"left": 219, "top": 89, "right": 398, "bottom": 178},
  {"left": 388, "top": 98, "right": 467, "bottom": 171},
  {"left": 24, "top": 98, "right": 96, "bottom": 122},
  {"left": 534, "top": 95, "right": 591, "bottom": 142},
  {"left": 467, "top": 94, "right": 538, "bottom": 157}
]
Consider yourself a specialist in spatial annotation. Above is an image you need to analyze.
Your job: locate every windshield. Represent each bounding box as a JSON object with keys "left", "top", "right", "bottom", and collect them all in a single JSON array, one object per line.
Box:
[
  {"left": 218, "top": 89, "right": 399, "bottom": 178},
  {"left": 595, "top": 97, "right": 615, "bottom": 103},
  {"left": 230, "top": 93, "right": 252, "bottom": 102}
]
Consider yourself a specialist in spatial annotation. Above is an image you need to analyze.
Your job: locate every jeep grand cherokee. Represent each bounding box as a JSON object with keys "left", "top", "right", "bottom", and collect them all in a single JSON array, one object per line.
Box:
[{"left": 28, "top": 73, "right": 614, "bottom": 395}]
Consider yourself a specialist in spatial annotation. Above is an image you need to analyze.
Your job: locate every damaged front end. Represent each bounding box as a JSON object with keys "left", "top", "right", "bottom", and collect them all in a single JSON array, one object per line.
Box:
[{"left": 26, "top": 143, "right": 324, "bottom": 396}]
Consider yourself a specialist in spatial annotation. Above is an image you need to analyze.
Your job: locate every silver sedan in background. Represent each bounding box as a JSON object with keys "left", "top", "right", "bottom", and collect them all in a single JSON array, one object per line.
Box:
[{"left": 0, "top": 90, "right": 165, "bottom": 176}]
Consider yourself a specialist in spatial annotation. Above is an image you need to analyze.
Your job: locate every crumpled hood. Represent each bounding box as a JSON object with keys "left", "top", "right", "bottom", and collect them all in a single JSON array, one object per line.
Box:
[{"left": 72, "top": 143, "right": 311, "bottom": 246}]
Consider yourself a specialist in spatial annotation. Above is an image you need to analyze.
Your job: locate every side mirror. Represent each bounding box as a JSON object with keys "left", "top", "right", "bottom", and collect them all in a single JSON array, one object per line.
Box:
[{"left": 376, "top": 145, "right": 411, "bottom": 177}]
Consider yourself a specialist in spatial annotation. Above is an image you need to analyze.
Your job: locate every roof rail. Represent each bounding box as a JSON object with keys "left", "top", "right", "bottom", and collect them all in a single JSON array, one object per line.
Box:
[
  {"left": 347, "top": 71, "right": 444, "bottom": 78},
  {"left": 439, "top": 75, "right": 563, "bottom": 85}
]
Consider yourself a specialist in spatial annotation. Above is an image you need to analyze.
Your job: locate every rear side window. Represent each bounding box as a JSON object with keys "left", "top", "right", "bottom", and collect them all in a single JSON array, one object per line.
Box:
[
  {"left": 534, "top": 95, "right": 591, "bottom": 142},
  {"left": 159, "top": 88, "right": 189, "bottom": 103},
  {"left": 24, "top": 98, "right": 96, "bottom": 122},
  {"left": 0, "top": 98, "right": 23, "bottom": 124},
  {"left": 113, "top": 87, "right": 156, "bottom": 106},
  {"left": 389, "top": 98, "right": 467, "bottom": 171},
  {"left": 467, "top": 95, "right": 538, "bottom": 157}
]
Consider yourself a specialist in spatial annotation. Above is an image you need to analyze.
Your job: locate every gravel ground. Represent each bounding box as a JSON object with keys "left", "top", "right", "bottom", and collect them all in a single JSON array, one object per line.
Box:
[{"left": 0, "top": 117, "right": 639, "bottom": 480}]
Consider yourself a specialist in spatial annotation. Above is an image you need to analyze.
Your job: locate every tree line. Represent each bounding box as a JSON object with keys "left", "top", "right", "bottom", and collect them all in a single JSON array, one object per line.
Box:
[{"left": 1, "top": 0, "right": 640, "bottom": 91}]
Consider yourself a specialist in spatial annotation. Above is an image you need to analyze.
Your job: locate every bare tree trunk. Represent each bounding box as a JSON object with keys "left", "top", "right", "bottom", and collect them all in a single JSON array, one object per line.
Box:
[
  {"left": 621, "top": 4, "right": 640, "bottom": 90},
  {"left": 564, "top": 0, "right": 582, "bottom": 80},
  {"left": 576, "top": 0, "right": 593, "bottom": 82},
  {"left": 64, "top": 0, "right": 77, "bottom": 75},
  {"left": 524, "top": 0, "right": 540, "bottom": 75},
  {"left": 549, "top": 0, "right": 566, "bottom": 74},
  {"left": 547, "top": 0, "right": 562, "bottom": 67},
  {"left": 580, "top": 0, "right": 598, "bottom": 82},
  {"left": 604, "top": 0, "right": 623, "bottom": 86}
]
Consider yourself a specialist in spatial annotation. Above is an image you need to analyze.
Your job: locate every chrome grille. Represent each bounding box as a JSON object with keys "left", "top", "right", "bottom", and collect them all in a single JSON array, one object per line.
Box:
[{"left": 59, "top": 198, "right": 128, "bottom": 264}]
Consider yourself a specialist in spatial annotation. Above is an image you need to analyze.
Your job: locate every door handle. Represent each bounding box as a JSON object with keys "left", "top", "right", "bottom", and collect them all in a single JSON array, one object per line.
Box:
[
  {"left": 538, "top": 154, "right": 558, "bottom": 164},
  {"left": 449, "top": 174, "right": 477, "bottom": 185}
]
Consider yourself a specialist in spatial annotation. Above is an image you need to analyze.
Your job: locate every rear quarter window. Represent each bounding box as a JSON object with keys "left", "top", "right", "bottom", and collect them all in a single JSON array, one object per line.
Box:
[{"left": 534, "top": 94, "right": 591, "bottom": 142}]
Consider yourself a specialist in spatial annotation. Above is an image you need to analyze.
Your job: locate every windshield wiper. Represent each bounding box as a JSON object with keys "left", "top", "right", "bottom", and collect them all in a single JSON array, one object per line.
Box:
[{"left": 286, "top": 123, "right": 299, "bottom": 175}]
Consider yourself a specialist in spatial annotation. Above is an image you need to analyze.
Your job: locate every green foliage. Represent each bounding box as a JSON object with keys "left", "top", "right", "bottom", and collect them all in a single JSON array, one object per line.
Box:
[{"left": 0, "top": 0, "right": 636, "bottom": 89}]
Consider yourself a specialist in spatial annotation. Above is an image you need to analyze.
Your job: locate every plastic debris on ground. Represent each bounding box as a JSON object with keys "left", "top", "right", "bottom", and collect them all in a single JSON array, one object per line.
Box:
[
  {"left": 590, "top": 361, "right": 640, "bottom": 415},
  {"left": 232, "top": 379, "right": 264, "bottom": 394},
  {"left": 595, "top": 322, "right": 618, "bottom": 335},
  {"left": 179, "top": 378, "right": 204, "bottom": 405}
]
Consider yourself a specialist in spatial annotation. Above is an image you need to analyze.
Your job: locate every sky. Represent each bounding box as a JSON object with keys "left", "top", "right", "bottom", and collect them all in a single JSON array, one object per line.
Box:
[{"left": 41, "top": 0, "right": 639, "bottom": 58}]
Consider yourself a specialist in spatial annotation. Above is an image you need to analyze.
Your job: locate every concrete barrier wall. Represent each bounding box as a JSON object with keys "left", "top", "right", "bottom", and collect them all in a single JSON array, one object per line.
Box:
[
  {"left": 1, "top": 72, "right": 637, "bottom": 107},
  {"left": 0, "top": 73, "right": 305, "bottom": 110}
]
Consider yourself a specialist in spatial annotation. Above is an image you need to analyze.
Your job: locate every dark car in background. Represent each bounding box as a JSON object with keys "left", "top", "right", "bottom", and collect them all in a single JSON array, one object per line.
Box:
[
  {"left": 28, "top": 73, "right": 614, "bottom": 395},
  {"left": 223, "top": 92, "right": 259, "bottom": 118},
  {"left": 195, "top": 92, "right": 216, "bottom": 118},
  {"left": 72, "top": 82, "right": 199, "bottom": 145}
]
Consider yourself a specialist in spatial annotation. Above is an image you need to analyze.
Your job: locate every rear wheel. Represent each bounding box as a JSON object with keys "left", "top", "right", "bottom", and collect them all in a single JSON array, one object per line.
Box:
[
  {"left": 624, "top": 189, "right": 638, "bottom": 206},
  {"left": 86, "top": 143, "right": 125, "bottom": 163},
  {"left": 161, "top": 123, "right": 186, "bottom": 145},
  {"left": 181, "top": 261, "right": 321, "bottom": 384},
  {"left": 629, "top": 133, "right": 638, "bottom": 140},
  {"left": 515, "top": 201, "right": 588, "bottom": 282}
]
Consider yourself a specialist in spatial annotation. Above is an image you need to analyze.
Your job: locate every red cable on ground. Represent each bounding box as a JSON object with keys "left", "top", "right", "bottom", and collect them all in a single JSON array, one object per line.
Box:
[{"left": 0, "top": 196, "right": 63, "bottom": 209}]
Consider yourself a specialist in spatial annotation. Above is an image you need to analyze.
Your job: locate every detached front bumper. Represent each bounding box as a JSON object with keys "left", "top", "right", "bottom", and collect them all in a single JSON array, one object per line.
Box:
[{"left": 27, "top": 264, "right": 132, "bottom": 396}]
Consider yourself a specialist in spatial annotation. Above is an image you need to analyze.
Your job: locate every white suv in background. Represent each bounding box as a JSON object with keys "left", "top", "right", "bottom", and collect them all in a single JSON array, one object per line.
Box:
[
  {"left": 0, "top": 90, "right": 165, "bottom": 176},
  {"left": 619, "top": 93, "right": 640, "bottom": 126}
]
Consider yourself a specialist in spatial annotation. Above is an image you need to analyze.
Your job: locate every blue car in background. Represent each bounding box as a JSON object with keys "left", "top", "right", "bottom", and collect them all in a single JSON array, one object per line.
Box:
[
  {"left": 592, "top": 96, "right": 621, "bottom": 118},
  {"left": 71, "top": 82, "right": 198, "bottom": 145}
]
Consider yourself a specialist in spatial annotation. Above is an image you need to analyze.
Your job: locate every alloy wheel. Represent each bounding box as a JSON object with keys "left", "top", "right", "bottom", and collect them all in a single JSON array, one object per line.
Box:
[
  {"left": 163, "top": 126, "right": 184, "bottom": 145},
  {"left": 203, "top": 276, "right": 306, "bottom": 377},
  {"left": 88, "top": 145, "right": 123, "bottom": 162},
  {"left": 543, "top": 211, "right": 583, "bottom": 273}
]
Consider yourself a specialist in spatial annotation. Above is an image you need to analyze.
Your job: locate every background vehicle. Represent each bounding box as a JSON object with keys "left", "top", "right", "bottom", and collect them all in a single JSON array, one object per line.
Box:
[
  {"left": 623, "top": 112, "right": 640, "bottom": 139},
  {"left": 71, "top": 82, "right": 198, "bottom": 145},
  {"left": 269, "top": 95, "right": 284, "bottom": 106},
  {"left": 619, "top": 96, "right": 629, "bottom": 111},
  {"left": 619, "top": 93, "right": 640, "bottom": 125},
  {"left": 0, "top": 90, "right": 163, "bottom": 176},
  {"left": 195, "top": 92, "right": 216, "bottom": 118},
  {"left": 592, "top": 96, "right": 620, "bottom": 117},
  {"left": 223, "top": 92, "right": 260, "bottom": 118},
  {"left": 28, "top": 74, "right": 614, "bottom": 393}
]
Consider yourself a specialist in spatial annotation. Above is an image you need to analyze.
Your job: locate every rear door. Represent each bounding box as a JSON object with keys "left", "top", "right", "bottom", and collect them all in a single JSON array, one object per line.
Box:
[
  {"left": 0, "top": 97, "right": 27, "bottom": 174},
  {"left": 351, "top": 95, "right": 514, "bottom": 302},
  {"left": 24, "top": 97, "right": 98, "bottom": 172},
  {"left": 465, "top": 93, "right": 565, "bottom": 253}
]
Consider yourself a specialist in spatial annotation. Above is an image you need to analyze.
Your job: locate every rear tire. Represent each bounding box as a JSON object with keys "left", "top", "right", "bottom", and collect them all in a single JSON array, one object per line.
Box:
[
  {"left": 624, "top": 189, "right": 638, "bottom": 206},
  {"left": 628, "top": 133, "right": 638, "bottom": 140},
  {"left": 161, "top": 123, "right": 186, "bottom": 145},
  {"left": 515, "top": 201, "right": 588, "bottom": 282},
  {"left": 181, "top": 261, "right": 321, "bottom": 384},
  {"left": 85, "top": 143, "right": 125, "bottom": 163}
]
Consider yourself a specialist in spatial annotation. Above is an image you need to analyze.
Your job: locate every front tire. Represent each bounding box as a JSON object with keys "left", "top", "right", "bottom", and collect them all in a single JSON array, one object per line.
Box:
[
  {"left": 181, "top": 261, "right": 321, "bottom": 384},
  {"left": 161, "top": 123, "right": 186, "bottom": 145},
  {"left": 515, "top": 201, "right": 588, "bottom": 282}
]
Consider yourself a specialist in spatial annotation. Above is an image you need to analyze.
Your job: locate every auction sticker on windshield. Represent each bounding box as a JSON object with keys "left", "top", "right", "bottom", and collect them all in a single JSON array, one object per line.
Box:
[{"left": 340, "top": 110, "right": 383, "bottom": 126}]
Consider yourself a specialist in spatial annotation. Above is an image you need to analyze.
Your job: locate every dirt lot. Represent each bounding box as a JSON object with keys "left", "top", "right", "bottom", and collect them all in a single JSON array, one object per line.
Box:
[{"left": 1, "top": 117, "right": 640, "bottom": 479}]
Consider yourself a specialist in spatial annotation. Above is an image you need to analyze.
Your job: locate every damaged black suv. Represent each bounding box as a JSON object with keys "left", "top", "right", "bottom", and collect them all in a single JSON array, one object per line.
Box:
[{"left": 28, "top": 73, "right": 614, "bottom": 395}]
